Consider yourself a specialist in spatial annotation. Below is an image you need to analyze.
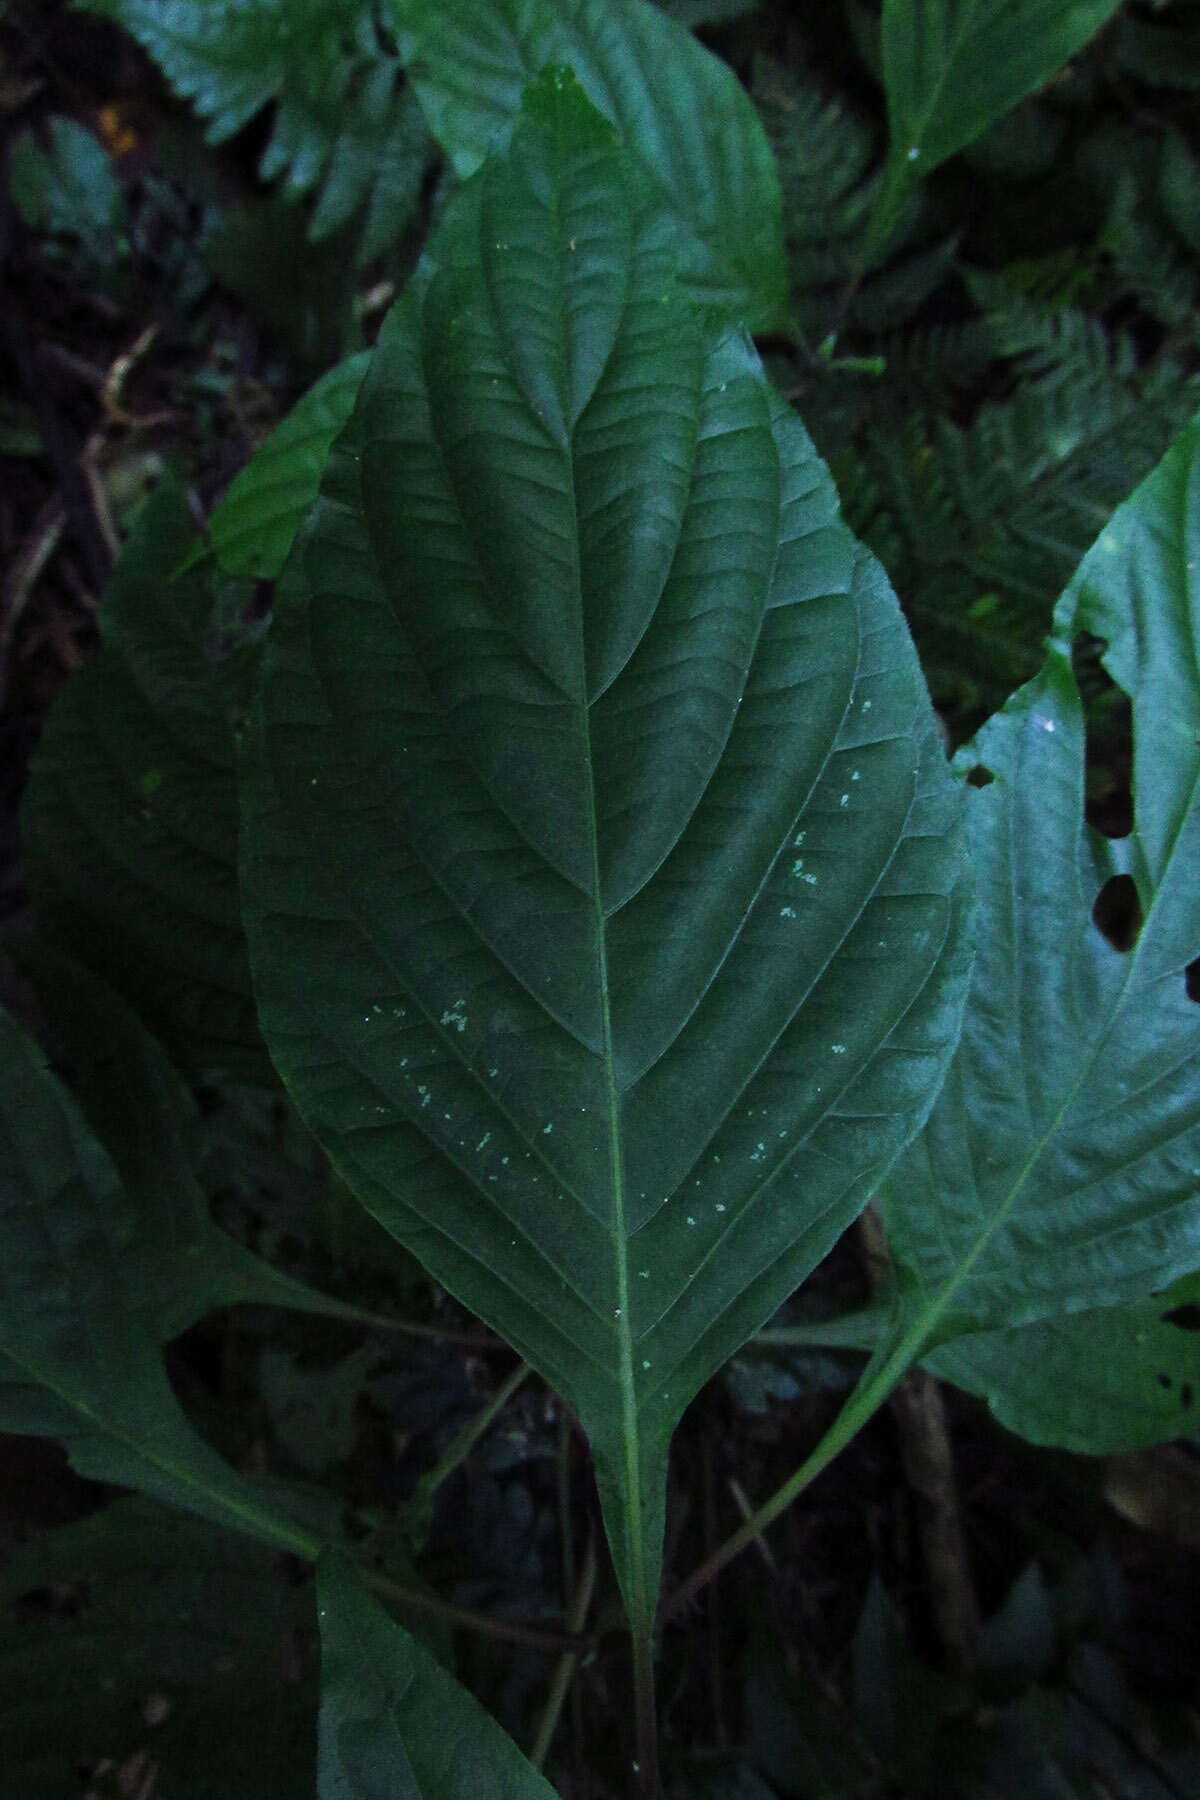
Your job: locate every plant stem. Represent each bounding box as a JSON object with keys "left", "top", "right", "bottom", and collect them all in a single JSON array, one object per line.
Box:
[
  {"left": 362, "top": 1565, "right": 591, "bottom": 1655},
  {"left": 530, "top": 1529, "right": 597, "bottom": 1769},
  {"left": 413, "top": 1360, "right": 530, "bottom": 1507},
  {"left": 631, "top": 1615, "right": 660, "bottom": 1800},
  {"left": 660, "top": 1325, "right": 922, "bottom": 1624}
]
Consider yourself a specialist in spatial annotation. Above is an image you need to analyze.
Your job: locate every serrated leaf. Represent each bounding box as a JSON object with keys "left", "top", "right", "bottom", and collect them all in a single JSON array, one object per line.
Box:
[
  {"left": 928, "top": 1273, "right": 1200, "bottom": 1453},
  {"left": 877, "top": 0, "right": 1123, "bottom": 231},
  {"left": 240, "top": 72, "right": 971, "bottom": 1630},
  {"left": 21, "top": 476, "right": 267, "bottom": 1082},
  {"left": 0, "top": 1498, "right": 318, "bottom": 1800},
  {"left": 386, "top": 0, "right": 786, "bottom": 328},
  {"left": 202, "top": 353, "right": 370, "bottom": 580},
  {"left": 880, "top": 415, "right": 1200, "bottom": 1367},
  {"left": 0, "top": 1006, "right": 317, "bottom": 1555},
  {"left": 317, "top": 1551, "right": 559, "bottom": 1799},
  {"left": 17, "top": 936, "right": 393, "bottom": 1342}
]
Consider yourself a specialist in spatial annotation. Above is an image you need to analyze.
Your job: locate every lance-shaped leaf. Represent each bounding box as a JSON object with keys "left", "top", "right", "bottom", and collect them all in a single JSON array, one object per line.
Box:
[
  {"left": 386, "top": 0, "right": 786, "bottom": 329},
  {"left": 880, "top": 415, "right": 1200, "bottom": 1361},
  {"left": 873, "top": 0, "right": 1123, "bottom": 242},
  {"left": 317, "top": 1551, "right": 558, "bottom": 1799},
  {"left": 16, "top": 937, "right": 388, "bottom": 1342},
  {"left": 239, "top": 73, "right": 971, "bottom": 1632},
  {"left": 21, "top": 477, "right": 267, "bottom": 1082},
  {"left": 196, "top": 352, "right": 370, "bottom": 581},
  {"left": 0, "top": 1005, "right": 317, "bottom": 1555},
  {"left": 927, "top": 1272, "right": 1200, "bottom": 1454}
]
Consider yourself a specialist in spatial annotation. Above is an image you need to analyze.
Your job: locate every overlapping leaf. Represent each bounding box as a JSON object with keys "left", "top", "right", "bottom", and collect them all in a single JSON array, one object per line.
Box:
[
  {"left": 928, "top": 1273, "right": 1200, "bottom": 1453},
  {"left": 386, "top": 0, "right": 786, "bottom": 328},
  {"left": 880, "top": 415, "right": 1200, "bottom": 1367},
  {"left": 0, "top": 1498, "right": 318, "bottom": 1799},
  {"left": 21, "top": 477, "right": 266, "bottom": 1081},
  {"left": 17, "top": 938, "right": 390, "bottom": 1341},
  {"left": 199, "top": 352, "right": 370, "bottom": 580},
  {"left": 317, "top": 1552, "right": 558, "bottom": 1799},
  {"left": 0, "top": 1005, "right": 316, "bottom": 1554},
  {"left": 240, "top": 73, "right": 971, "bottom": 1626}
]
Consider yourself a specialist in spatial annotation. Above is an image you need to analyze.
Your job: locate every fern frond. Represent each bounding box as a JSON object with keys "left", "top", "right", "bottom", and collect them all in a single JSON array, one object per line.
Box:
[
  {"left": 840, "top": 345, "right": 1200, "bottom": 717},
  {"left": 80, "top": 0, "right": 427, "bottom": 260}
]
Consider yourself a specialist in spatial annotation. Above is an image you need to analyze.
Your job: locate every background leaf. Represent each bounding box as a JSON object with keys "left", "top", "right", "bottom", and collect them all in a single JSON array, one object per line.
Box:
[
  {"left": 880, "top": 414, "right": 1200, "bottom": 1360},
  {"left": 21, "top": 475, "right": 267, "bottom": 1082},
  {"left": 240, "top": 72, "right": 971, "bottom": 1629},
  {"left": 16, "top": 937, "right": 391, "bottom": 1341},
  {"left": 317, "top": 1550, "right": 559, "bottom": 1799},
  {"left": 928, "top": 1272, "right": 1200, "bottom": 1452},
  {"left": 386, "top": 0, "right": 787, "bottom": 328},
  {"left": 0, "top": 1005, "right": 318, "bottom": 1554},
  {"left": 0, "top": 1497, "right": 318, "bottom": 1800}
]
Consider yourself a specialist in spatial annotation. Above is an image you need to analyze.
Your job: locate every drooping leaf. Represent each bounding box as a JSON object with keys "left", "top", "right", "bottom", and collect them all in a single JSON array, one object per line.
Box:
[
  {"left": 880, "top": 414, "right": 1200, "bottom": 1364},
  {"left": 0, "top": 1497, "right": 318, "bottom": 1800},
  {"left": 199, "top": 353, "right": 370, "bottom": 581},
  {"left": 16, "top": 936, "right": 396, "bottom": 1342},
  {"left": 240, "top": 73, "right": 971, "bottom": 1631},
  {"left": 875, "top": 0, "right": 1124, "bottom": 237},
  {"left": 316, "top": 1550, "right": 559, "bottom": 1799},
  {"left": 0, "top": 1005, "right": 317, "bottom": 1555},
  {"left": 928, "top": 1272, "right": 1200, "bottom": 1453},
  {"left": 21, "top": 475, "right": 267, "bottom": 1082},
  {"left": 385, "top": 0, "right": 787, "bottom": 328}
]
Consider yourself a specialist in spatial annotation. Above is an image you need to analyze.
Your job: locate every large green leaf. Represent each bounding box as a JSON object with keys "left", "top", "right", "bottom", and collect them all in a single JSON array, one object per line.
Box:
[
  {"left": 317, "top": 1551, "right": 558, "bottom": 1799},
  {"left": 386, "top": 0, "right": 786, "bottom": 329},
  {"left": 240, "top": 73, "right": 971, "bottom": 1631},
  {"left": 0, "top": 1498, "right": 318, "bottom": 1799},
  {"left": 875, "top": 0, "right": 1123, "bottom": 238},
  {"left": 0, "top": 1005, "right": 316, "bottom": 1555},
  {"left": 21, "top": 476, "right": 266, "bottom": 1081},
  {"left": 880, "top": 415, "right": 1200, "bottom": 1367}
]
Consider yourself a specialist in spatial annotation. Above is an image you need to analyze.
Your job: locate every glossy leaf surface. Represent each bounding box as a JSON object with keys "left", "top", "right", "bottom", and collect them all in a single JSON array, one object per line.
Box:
[
  {"left": 317, "top": 1552, "right": 558, "bottom": 1799},
  {"left": 241, "top": 73, "right": 970, "bottom": 1626},
  {"left": 0, "top": 1005, "right": 315, "bottom": 1555},
  {"left": 881, "top": 415, "right": 1200, "bottom": 1357},
  {"left": 386, "top": 0, "right": 786, "bottom": 328},
  {"left": 21, "top": 477, "right": 265, "bottom": 1081}
]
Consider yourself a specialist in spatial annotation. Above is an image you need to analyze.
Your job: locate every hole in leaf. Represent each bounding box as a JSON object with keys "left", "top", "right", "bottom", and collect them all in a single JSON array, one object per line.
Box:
[
  {"left": 1158, "top": 1372, "right": 1173, "bottom": 1389},
  {"left": 1092, "top": 873, "right": 1142, "bottom": 953},
  {"left": 1187, "top": 958, "right": 1200, "bottom": 1003},
  {"left": 1073, "top": 632, "right": 1132, "bottom": 839},
  {"left": 1162, "top": 1304, "right": 1200, "bottom": 1331},
  {"left": 965, "top": 765, "right": 994, "bottom": 788},
  {"left": 1182, "top": 1384, "right": 1194, "bottom": 1410}
]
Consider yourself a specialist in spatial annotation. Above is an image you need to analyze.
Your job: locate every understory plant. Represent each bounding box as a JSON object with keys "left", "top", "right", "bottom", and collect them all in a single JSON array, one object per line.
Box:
[{"left": 3, "top": 2, "right": 1200, "bottom": 1796}]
